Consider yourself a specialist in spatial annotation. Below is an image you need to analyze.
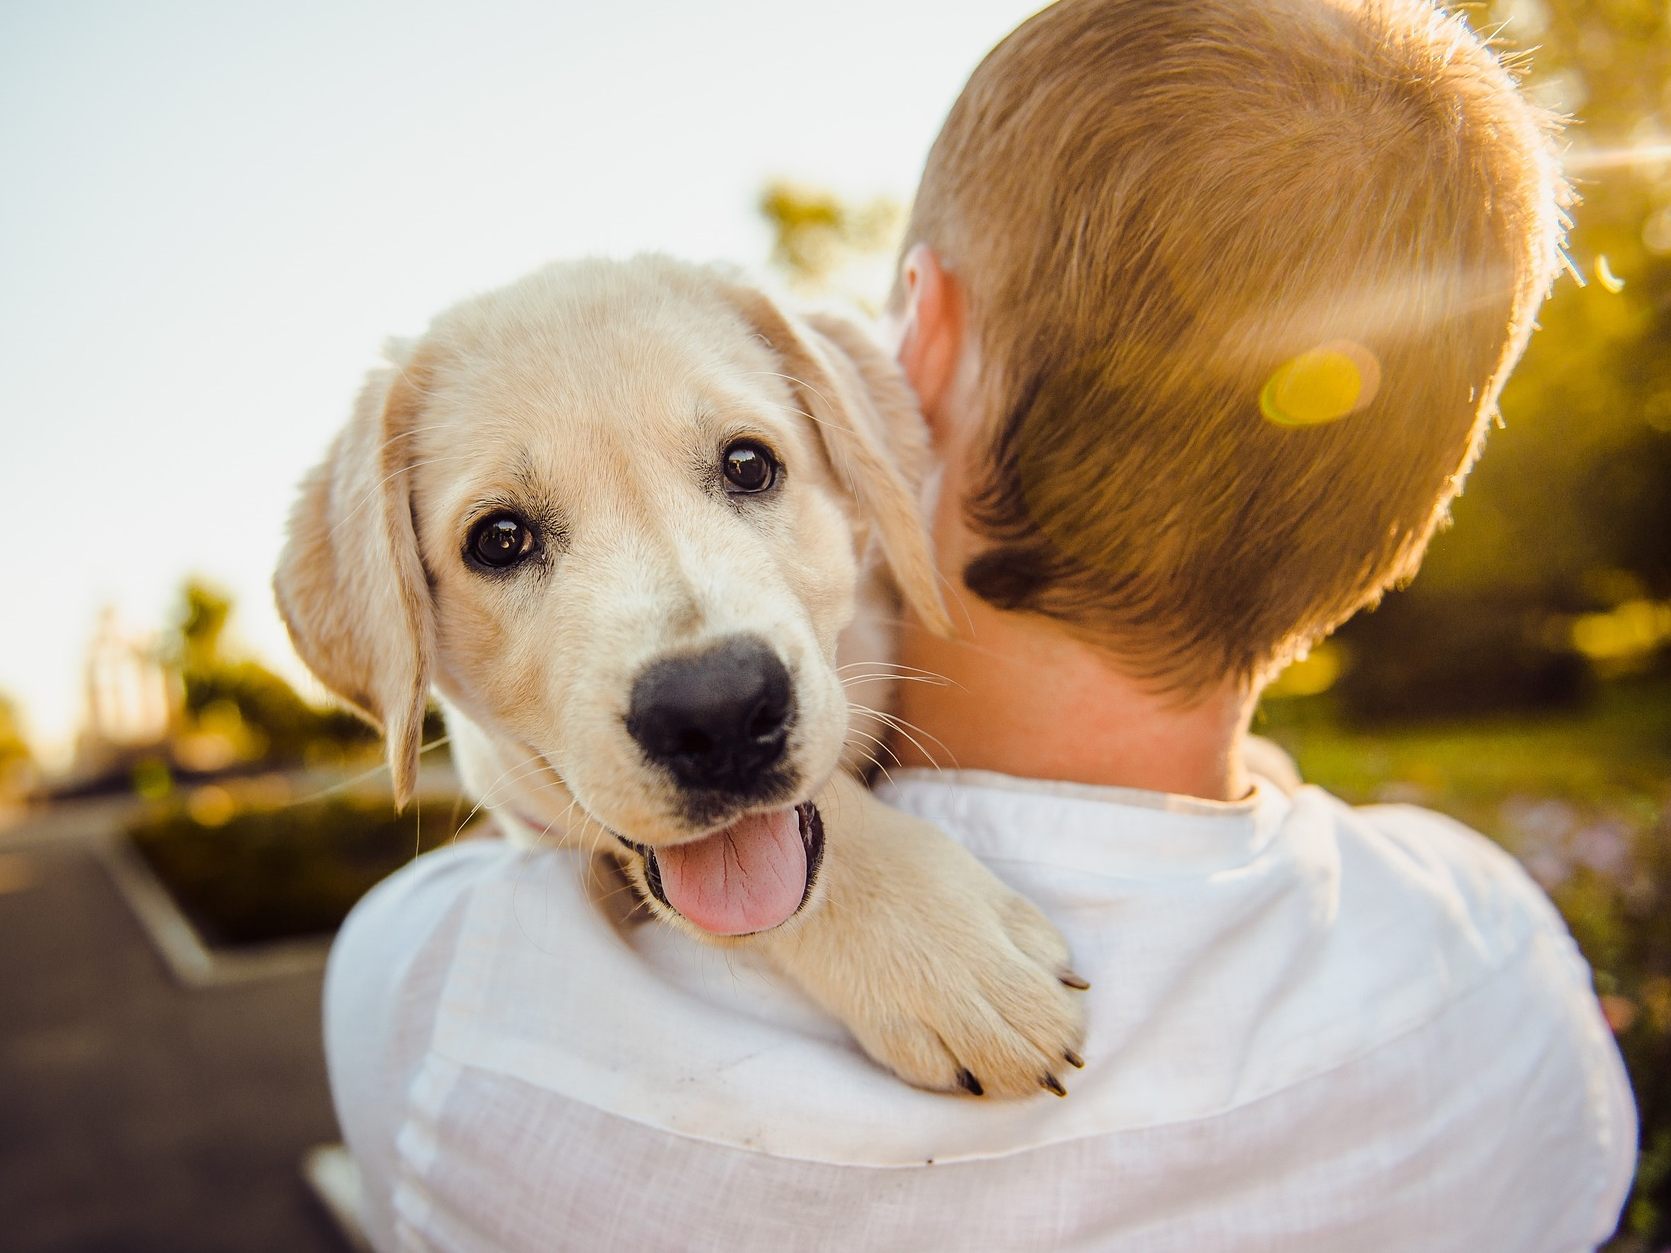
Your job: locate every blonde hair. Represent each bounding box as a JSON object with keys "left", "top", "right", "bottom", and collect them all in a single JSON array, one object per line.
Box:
[{"left": 903, "top": 0, "right": 1566, "bottom": 690}]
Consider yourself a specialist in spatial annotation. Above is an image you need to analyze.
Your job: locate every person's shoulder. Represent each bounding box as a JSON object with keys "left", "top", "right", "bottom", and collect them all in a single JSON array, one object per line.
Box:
[
  {"left": 323, "top": 837, "right": 540, "bottom": 1246},
  {"left": 325, "top": 836, "right": 531, "bottom": 1091},
  {"left": 332, "top": 836, "right": 522, "bottom": 973},
  {"left": 1291, "top": 788, "right": 1635, "bottom": 1235},
  {"left": 1294, "top": 785, "right": 1571, "bottom": 952},
  {"left": 1270, "top": 785, "right": 1607, "bottom": 1083}
]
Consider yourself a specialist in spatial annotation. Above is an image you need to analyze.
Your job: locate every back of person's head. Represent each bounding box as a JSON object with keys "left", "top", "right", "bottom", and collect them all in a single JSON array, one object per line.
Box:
[{"left": 901, "top": 0, "right": 1566, "bottom": 692}]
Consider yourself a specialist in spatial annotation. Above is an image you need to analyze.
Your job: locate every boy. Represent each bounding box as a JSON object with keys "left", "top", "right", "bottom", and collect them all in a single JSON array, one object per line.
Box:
[{"left": 326, "top": 1, "right": 1636, "bottom": 1247}]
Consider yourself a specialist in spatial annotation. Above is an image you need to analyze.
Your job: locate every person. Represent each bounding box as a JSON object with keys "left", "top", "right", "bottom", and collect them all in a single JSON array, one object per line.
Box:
[{"left": 323, "top": 1, "right": 1637, "bottom": 1248}]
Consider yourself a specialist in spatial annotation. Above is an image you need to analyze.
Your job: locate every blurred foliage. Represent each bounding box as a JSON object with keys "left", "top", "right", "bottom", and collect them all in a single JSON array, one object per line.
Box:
[
  {"left": 760, "top": 180, "right": 902, "bottom": 305},
  {"left": 128, "top": 785, "right": 472, "bottom": 947},
  {"left": 113, "top": 583, "right": 462, "bottom": 961},
  {"left": 164, "top": 578, "right": 378, "bottom": 771},
  {"left": 1333, "top": 0, "right": 1671, "bottom": 712},
  {"left": 173, "top": 576, "right": 232, "bottom": 672}
]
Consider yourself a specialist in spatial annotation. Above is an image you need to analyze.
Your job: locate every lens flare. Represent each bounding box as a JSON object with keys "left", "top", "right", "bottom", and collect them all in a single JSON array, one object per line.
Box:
[
  {"left": 1260, "top": 341, "right": 1380, "bottom": 428},
  {"left": 1565, "top": 141, "right": 1671, "bottom": 174},
  {"left": 1596, "top": 255, "right": 1625, "bottom": 294}
]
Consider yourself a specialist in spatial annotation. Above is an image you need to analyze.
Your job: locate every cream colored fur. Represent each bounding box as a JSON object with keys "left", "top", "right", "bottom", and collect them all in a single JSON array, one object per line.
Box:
[{"left": 276, "top": 255, "right": 1084, "bottom": 1097}]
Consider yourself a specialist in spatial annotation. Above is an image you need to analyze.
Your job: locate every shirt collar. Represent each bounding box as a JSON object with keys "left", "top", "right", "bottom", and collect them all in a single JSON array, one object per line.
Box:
[{"left": 875, "top": 767, "right": 1294, "bottom": 879}]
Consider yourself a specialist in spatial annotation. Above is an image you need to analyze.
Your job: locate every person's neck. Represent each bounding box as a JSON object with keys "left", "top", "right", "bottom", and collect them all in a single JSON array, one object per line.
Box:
[{"left": 890, "top": 594, "right": 1256, "bottom": 802}]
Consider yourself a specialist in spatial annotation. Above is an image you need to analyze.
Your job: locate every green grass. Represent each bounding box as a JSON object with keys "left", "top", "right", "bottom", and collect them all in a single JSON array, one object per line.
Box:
[{"left": 1257, "top": 676, "right": 1670, "bottom": 838}]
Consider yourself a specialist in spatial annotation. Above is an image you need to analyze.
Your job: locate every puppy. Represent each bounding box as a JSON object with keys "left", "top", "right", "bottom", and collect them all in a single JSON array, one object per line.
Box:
[{"left": 276, "top": 255, "right": 1085, "bottom": 1097}]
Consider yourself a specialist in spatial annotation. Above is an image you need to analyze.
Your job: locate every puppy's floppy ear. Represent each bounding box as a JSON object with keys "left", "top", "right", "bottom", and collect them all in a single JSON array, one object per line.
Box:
[
  {"left": 273, "top": 347, "right": 436, "bottom": 806},
  {"left": 725, "top": 288, "right": 952, "bottom": 636}
]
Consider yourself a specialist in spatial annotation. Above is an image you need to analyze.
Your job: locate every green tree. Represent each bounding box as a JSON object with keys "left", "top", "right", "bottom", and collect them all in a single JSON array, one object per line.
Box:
[
  {"left": 760, "top": 180, "right": 902, "bottom": 303},
  {"left": 164, "top": 577, "right": 374, "bottom": 766},
  {"left": 1334, "top": 0, "right": 1671, "bottom": 714}
]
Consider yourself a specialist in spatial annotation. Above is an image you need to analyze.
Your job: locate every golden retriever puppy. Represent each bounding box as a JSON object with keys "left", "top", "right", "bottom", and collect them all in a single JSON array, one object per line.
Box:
[{"left": 276, "top": 255, "right": 1085, "bottom": 1097}]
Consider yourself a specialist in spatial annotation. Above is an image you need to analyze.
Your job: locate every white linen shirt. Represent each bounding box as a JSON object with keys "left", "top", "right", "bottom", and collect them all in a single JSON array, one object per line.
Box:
[{"left": 325, "top": 770, "right": 1636, "bottom": 1252}]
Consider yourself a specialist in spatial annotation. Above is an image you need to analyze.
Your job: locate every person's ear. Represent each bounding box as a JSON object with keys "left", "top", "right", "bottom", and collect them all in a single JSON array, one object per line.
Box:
[{"left": 892, "top": 244, "right": 963, "bottom": 438}]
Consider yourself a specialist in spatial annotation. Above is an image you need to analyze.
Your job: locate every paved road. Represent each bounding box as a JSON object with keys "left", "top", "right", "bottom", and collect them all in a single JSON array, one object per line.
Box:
[{"left": 0, "top": 837, "right": 348, "bottom": 1252}]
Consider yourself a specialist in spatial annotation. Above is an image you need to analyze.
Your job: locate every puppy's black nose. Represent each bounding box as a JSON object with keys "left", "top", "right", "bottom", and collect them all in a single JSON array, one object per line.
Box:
[{"left": 626, "top": 636, "right": 793, "bottom": 792}]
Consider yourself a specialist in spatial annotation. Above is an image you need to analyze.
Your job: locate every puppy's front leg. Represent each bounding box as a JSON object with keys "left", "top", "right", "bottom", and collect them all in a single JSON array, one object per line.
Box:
[{"left": 754, "top": 773, "right": 1088, "bottom": 1098}]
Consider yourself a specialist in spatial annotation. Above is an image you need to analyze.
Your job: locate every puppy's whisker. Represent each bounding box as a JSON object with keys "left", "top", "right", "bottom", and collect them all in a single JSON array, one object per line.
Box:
[
  {"left": 864, "top": 704, "right": 954, "bottom": 752},
  {"left": 916, "top": 561, "right": 981, "bottom": 636},
  {"left": 548, "top": 787, "right": 611, "bottom": 856},
  {"left": 841, "top": 673, "right": 954, "bottom": 688},
  {"left": 842, "top": 732, "right": 900, "bottom": 790},
  {"left": 327, "top": 454, "right": 471, "bottom": 540},
  {"left": 836, "top": 660, "right": 956, "bottom": 682},
  {"left": 528, "top": 814, "right": 561, "bottom": 855},
  {"left": 873, "top": 719, "right": 953, "bottom": 770},
  {"left": 568, "top": 812, "right": 607, "bottom": 856},
  {"left": 501, "top": 785, "right": 588, "bottom": 855},
  {"left": 757, "top": 395, "right": 864, "bottom": 496},
  {"left": 738, "top": 369, "right": 840, "bottom": 417},
  {"left": 286, "top": 734, "right": 453, "bottom": 808},
  {"left": 864, "top": 616, "right": 1026, "bottom": 669},
  {"left": 468, "top": 751, "right": 550, "bottom": 799},
  {"left": 844, "top": 727, "right": 904, "bottom": 790},
  {"left": 381, "top": 421, "right": 461, "bottom": 442},
  {"left": 590, "top": 879, "right": 650, "bottom": 911},
  {"left": 851, "top": 702, "right": 957, "bottom": 771},
  {"left": 454, "top": 752, "right": 559, "bottom": 837},
  {"left": 767, "top": 400, "right": 857, "bottom": 439},
  {"left": 844, "top": 726, "right": 902, "bottom": 766},
  {"left": 474, "top": 754, "right": 564, "bottom": 806},
  {"left": 334, "top": 453, "right": 462, "bottom": 524},
  {"left": 517, "top": 786, "right": 580, "bottom": 855}
]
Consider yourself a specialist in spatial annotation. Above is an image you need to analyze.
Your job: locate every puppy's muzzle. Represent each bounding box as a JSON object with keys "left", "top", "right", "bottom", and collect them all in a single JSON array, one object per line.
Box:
[{"left": 626, "top": 635, "right": 793, "bottom": 794}]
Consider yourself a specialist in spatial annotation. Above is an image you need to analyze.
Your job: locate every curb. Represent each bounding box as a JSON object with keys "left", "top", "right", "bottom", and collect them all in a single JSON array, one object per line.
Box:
[{"left": 97, "top": 834, "right": 332, "bottom": 988}]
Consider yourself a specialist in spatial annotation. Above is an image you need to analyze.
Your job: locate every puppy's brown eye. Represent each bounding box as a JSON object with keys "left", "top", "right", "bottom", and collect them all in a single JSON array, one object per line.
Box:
[
  {"left": 722, "top": 441, "right": 778, "bottom": 495},
  {"left": 467, "top": 513, "right": 535, "bottom": 569}
]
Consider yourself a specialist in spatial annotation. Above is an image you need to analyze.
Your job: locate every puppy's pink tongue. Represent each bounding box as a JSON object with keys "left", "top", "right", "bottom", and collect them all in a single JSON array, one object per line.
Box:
[{"left": 656, "top": 808, "right": 806, "bottom": 936}]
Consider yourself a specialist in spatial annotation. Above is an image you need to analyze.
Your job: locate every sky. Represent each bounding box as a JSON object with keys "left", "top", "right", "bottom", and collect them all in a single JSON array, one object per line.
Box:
[{"left": 0, "top": 0, "right": 1044, "bottom": 763}]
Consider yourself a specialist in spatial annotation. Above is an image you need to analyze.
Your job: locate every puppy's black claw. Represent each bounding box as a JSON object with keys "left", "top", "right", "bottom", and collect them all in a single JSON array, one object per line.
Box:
[
  {"left": 1064, "top": 1048, "right": 1085, "bottom": 1069},
  {"left": 1059, "top": 970, "right": 1092, "bottom": 990},
  {"left": 1042, "top": 1073, "right": 1067, "bottom": 1097},
  {"left": 957, "top": 1068, "right": 985, "bottom": 1097}
]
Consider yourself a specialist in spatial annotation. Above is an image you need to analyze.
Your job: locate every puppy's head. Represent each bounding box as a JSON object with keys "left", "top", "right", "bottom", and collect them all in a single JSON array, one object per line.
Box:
[{"left": 275, "top": 256, "right": 946, "bottom": 934}]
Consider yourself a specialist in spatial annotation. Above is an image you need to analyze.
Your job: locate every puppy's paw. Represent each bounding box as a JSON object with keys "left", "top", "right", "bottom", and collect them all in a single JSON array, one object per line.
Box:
[
  {"left": 761, "top": 778, "right": 1088, "bottom": 1098},
  {"left": 845, "top": 878, "right": 1088, "bottom": 1099}
]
